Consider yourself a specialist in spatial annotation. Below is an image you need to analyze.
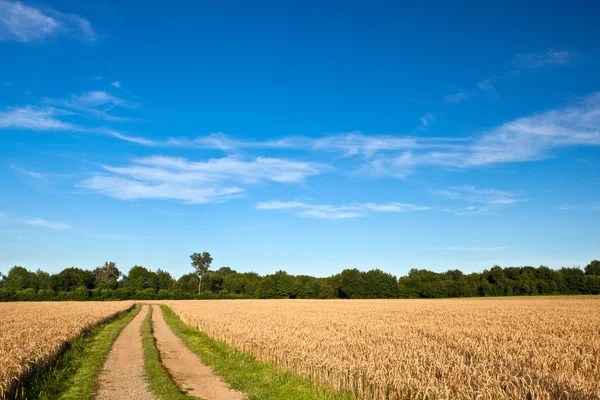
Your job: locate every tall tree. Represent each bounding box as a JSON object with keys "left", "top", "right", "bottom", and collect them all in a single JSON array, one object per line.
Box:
[
  {"left": 156, "top": 269, "right": 175, "bottom": 290},
  {"left": 584, "top": 260, "right": 600, "bottom": 276},
  {"left": 94, "top": 261, "right": 122, "bottom": 289},
  {"left": 124, "top": 265, "right": 157, "bottom": 291},
  {"left": 190, "top": 252, "right": 213, "bottom": 294},
  {"left": 5, "top": 266, "right": 38, "bottom": 291}
]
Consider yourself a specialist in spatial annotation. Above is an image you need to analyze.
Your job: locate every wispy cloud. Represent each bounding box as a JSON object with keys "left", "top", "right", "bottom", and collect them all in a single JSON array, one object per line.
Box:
[
  {"left": 431, "top": 186, "right": 522, "bottom": 214},
  {"left": 156, "top": 131, "right": 465, "bottom": 157},
  {"left": 512, "top": 50, "right": 574, "bottom": 69},
  {"left": 256, "top": 200, "right": 430, "bottom": 220},
  {"left": 1, "top": 90, "right": 137, "bottom": 134},
  {"left": 0, "top": 105, "right": 149, "bottom": 143},
  {"left": 0, "top": 0, "right": 95, "bottom": 43},
  {"left": 366, "top": 92, "right": 600, "bottom": 177},
  {"left": 23, "top": 217, "right": 70, "bottom": 230},
  {"left": 419, "top": 113, "right": 435, "bottom": 128},
  {"left": 424, "top": 246, "right": 508, "bottom": 251},
  {"left": 432, "top": 186, "right": 521, "bottom": 205},
  {"left": 81, "top": 156, "right": 325, "bottom": 204},
  {"left": 444, "top": 92, "right": 470, "bottom": 104},
  {"left": 4, "top": 88, "right": 599, "bottom": 183},
  {"left": 444, "top": 50, "right": 573, "bottom": 104},
  {"left": 559, "top": 203, "right": 600, "bottom": 211},
  {"left": 89, "top": 91, "right": 600, "bottom": 176},
  {"left": 444, "top": 79, "right": 498, "bottom": 104},
  {"left": 111, "top": 81, "right": 121, "bottom": 88},
  {"left": 45, "top": 90, "right": 137, "bottom": 122},
  {"left": 0, "top": 106, "right": 75, "bottom": 130},
  {"left": 9, "top": 163, "right": 46, "bottom": 180}
]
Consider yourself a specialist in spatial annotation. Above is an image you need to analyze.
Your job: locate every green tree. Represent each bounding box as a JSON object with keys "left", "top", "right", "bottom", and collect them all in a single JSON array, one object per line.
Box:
[
  {"left": 364, "top": 269, "right": 398, "bottom": 298},
  {"left": 190, "top": 252, "right": 213, "bottom": 294},
  {"left": 35, "top": 269, "right": 52, "bottom": 290},
  {"left": 94, "top": 261, "right": 122, "bottom": 289},
  {"left": 338, "top": 269, "right": 366, "bottom": 299},
  {"left": 156, "top": 269, "right": 175, "bottom": 290},
  {"left": 584, "top": 260, "right": 600, "bottom": 276},
  {"left": 559, "top": 267, "right": 585, "bottom": 294},
  {"left": 51, "top": 267, "right": 95, "bottom": 292},
  {"left": 5, "top": 266, "right": 38, "bottom": 291},
  {"left": 124, "top": 266, "right": 157, "bottom": 291},
  {"left": 177, "top": 273, "right": 199, "bottom": 293}
]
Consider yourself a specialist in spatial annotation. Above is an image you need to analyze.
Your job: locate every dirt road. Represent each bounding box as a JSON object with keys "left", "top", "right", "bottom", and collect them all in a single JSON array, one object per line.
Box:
[
  {"left": 95, "top": 305, "right": 154, "bottom": 400},
  {"left": 151, "top": 305, "right": 246, "bottom": 400}
]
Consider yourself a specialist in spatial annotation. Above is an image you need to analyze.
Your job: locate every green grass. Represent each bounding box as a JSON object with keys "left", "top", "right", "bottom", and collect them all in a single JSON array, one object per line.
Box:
[
  {"left": 160, "top": 305, "right": 356, "bottom": 400},
  {"left": 18, "top": 304, "right": 140, "bottom": 400},
  {"left": 140, "top": 306, "right": 196, "bottom": 400}
]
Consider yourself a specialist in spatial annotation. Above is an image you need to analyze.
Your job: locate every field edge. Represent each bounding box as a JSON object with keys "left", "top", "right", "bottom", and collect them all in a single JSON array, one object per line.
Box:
[
  {"left": 160, "top": 304, "right": 356, "bottom": 400},
  {"left": 9, "top": 304, "right": 139, "bottom": 400}
]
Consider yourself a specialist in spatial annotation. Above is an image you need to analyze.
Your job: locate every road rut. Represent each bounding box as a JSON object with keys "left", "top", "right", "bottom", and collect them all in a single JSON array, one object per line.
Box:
[
  {"left": 151, "top": 304, "right": 246, "bottom": 400},
  {"left": 95, "top": 305, "right": 154, "bottom": 400}
]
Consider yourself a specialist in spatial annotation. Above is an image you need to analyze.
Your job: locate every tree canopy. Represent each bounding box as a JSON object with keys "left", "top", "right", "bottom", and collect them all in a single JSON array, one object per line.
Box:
[{"left": 1, "top": 259, "right": 599, "bottom": 302}]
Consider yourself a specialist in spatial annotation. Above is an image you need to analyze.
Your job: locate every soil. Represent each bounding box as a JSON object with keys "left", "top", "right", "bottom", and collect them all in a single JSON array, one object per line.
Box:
[
  {"left": 95, "top": 305, "right": 155, "bottom": 400},
  {"left": 151, "top": 305, "right": 246, "bottom": 400}
]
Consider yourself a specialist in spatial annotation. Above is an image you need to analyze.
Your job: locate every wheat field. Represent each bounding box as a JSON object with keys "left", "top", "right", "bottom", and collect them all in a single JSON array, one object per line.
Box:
[
  {"left": 162, "top": 298, "right": 600, "bottom": 400},
  {"left": 0, "top": 301, "right": 133, "bottom": 400}
]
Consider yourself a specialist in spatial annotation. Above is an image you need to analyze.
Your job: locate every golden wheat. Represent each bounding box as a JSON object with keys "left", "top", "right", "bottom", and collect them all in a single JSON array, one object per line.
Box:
[
  {"left": 0, "top": 301, "right": 133, "bottom": 399},
  {"left": 161, "top": 298, "right": 600, "bottom": 400}
]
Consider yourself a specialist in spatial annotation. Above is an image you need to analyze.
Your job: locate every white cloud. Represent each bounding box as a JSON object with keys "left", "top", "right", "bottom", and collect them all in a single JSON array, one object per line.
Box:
[
  {"left": 99, "top": 129, "right": 158, "bottom": 146},
  {"left": 0, "top": 0, "right": 95, "bottom": 43},
  {"left": 513, "top": 50, "right": 574, "bottom": 69},
  {"left": 81, "top": 156, "right": 325, "bottom": 204},
  {"left": 0, "top": 92, "right": 137, "bottom": 133},
  {"left": 367, "top": 92, "right": 600, "bottom": 177},
  {"left": 45, "top": 90, "right": 136, "bottom": 122},
  {"left": 256, "top": 200, "right": 430, "bottom": 219},
  {"left": 9, "top": 163, "right": 46, "bottom": 180},
  {"left": 66, "top": 91, "right": 130, "bottom": 108},
  {"left": 444, "top": 92, "right": 469, "bottom": 104},
  {"left": 559, "top": 203, "right": 600, "bottom": 211},
  {"left": 444, "top": 50, "right": 573, "bottom": 105},
  {"left": 0, "top": 106, "right": 75, "bottom": 130},
  {"left": 444, "top": 79, "right": 498, "bottom": 104},
  {"left": 23, "top": 217, "right": 70, "bottom": 230},
  {"left": 419, "top": 113, "right": 435, "bottom": 127},
  {"left": 299, "top": 209, "right": 365, "bottom": 220},
  {"left": 256, "top": 200, "right": 309, "bottom": 210},
  {"left": 361, "top": 202, "right": 431, "bottom": 212},
  {"left": 432, "top": 186, "right": 520, "bottom": 205},
  {"left": 111, "top": 81, "right": 121, "bottom": 88},
  {"left": 82, "top": 176, "right": 243, "bottom": 204},
  {"left": 163, "top": 131, "right": 463, "bottom": 158},
  {"left": 425, "top": 246, "right": 508, "bottom": 251},
  {"left": 0, "top": 105, "right": 148, "bottom": 144},
  {"left": 432, "top": 186, "right": 522, "bottom": 214},
  {"left": 309, "top": 132, "right": 419, "bottom": 156}
]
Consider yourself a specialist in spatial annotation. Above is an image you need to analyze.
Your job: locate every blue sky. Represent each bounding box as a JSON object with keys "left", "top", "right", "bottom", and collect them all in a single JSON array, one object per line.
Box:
[{"left": 1, "top": 0, "right": 599, "bottom": 278}]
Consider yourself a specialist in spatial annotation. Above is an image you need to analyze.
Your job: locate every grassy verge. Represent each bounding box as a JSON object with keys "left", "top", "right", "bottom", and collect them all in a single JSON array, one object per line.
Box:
[
  {"left": 160, "top": 305, "right": 356, "bottom": 400},
  {"left": 18, "top": 304, "right": 140, "bottom": 400},
  {"left": 141, "top": 306, "right": 196, "bottom": 400}
]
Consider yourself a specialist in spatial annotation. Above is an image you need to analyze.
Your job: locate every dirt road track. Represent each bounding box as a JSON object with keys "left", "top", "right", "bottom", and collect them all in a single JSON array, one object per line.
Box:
[
  {"left": 95, "top": 305, "right": 155, "bottom": 400},
  {"left": 151, "top": 305, "right": 246, "bottom": 400}
]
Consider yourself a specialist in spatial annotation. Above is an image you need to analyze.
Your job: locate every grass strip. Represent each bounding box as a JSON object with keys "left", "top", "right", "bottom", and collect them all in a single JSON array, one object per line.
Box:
[
  {"left": 18, "top": 304, "right": 140, "bottom": 400},
  {"left": 141, "top": 305, "right": 196, "bottom": 400},
  {"left": 160, "top": 305, "right": 356, "bottom": 400}
]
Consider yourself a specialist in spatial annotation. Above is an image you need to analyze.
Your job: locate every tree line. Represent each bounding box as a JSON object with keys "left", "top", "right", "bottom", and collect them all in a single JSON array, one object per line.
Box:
[{"left": 1, "top": 257, "right": 599, "bottom": 301}]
